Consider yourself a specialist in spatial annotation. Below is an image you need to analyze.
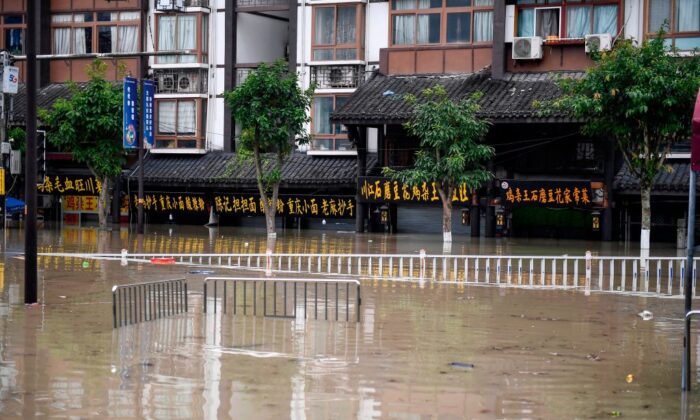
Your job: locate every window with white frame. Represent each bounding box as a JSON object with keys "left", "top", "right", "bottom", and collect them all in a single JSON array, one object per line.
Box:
[
  {"left": 157, "top": 14, "right": 208, "bottom": 64},
  {"left": 51, "top": 12, "right": 139, "bottom": 55},
  {"left": 312, "top": 4, "right": 363, "bottom": 61},
  {"left": 516, "top": 0, "right": 619, "bottom": 39},
  {"left": 647, "top": 0, "right": 700, "bottom": 50},
  {"left": 311, "top": 95, "right": 354, "bottom": 152},
  {"left": 156, "top": 99, "right": 206, "bottom": 149}
]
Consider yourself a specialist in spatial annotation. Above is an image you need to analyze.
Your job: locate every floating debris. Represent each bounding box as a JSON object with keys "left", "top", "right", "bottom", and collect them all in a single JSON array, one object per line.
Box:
[
  {"left": 625, "top": 373, "right": 635, "bottom": 383},
  {"left": 82, "top": 261, "right": 89, "bottom": 268},
  {"left": 189, "top": 270, "right": 215, "bottom": 275},
  {"left": 450, "top": 362, "right": 475, "bottom": 371},
  {"left": 638, "top": 310, "right": 653, "bottom": 321}
]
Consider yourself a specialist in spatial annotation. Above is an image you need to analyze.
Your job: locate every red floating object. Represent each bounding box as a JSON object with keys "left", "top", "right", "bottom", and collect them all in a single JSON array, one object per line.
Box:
[{"left": 150, "top": 258, "right": 176, "bottom": 265}]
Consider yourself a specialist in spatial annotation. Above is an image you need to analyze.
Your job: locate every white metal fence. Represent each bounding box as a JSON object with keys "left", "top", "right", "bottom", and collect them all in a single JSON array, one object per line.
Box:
[{"left": 42, "top": 252, "right": 700, "bottom": 298}]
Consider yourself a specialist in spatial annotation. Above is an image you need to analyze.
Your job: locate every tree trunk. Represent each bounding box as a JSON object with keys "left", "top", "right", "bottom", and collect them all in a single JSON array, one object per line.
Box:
[
  {"left": 438, "top": 186, "right": 452, "bottom": 243},
  {"left": 640, "top": 184, "right": 651, "bottom": 250},
  {"left": 252, "top": 134, "right": 278, "bottom": 239},
  {"left": 97, "top": 176, "right": 111, "bottom": 230}
]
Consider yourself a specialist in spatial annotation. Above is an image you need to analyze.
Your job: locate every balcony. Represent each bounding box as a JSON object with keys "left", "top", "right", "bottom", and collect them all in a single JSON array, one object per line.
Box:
[
  {"left": 153, "top": 69, "right": 208, "bottom": 95},
  {"left": 310, "top": 65, "right": 365, "bottom": 90},
  {"left": 185, "top": 0, "right": 210, "bottom": 7},
  {"left": 236, "top": 0, "right": 289, "bottom": 11},
  {"left": 156, "top": 0, "right": 210, "bottom": 10}
]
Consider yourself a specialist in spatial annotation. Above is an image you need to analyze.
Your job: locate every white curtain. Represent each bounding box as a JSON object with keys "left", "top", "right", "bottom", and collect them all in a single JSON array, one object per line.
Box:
[
  {"left": 314, "top": 97, "right": 332, "bottom": 134},
  {"left": 537, "top": 9, "right": 559, "bottom": 38},
  {"left": 648, "top": 0, "right": 670, "bottom": 32},
  {"left": 677, "top": 0, "right": 700, "bottom": 32},
  {"left": 517, "top": 9, "right": 534, "bottom": 37},
  {"left": 474, "top": 11, "right": 493, "bottom": 41},
  {"left": 567, "top": 6, "right": 590, "bottom": 38},
  {"left": 118, "top": 26, "right": 138, "bottom": 53},
  {"left": 158, "top": 15, "right": 176, "bottom": 63},
  {"left": 593, "top": 5, "right": 618, "bottom": 35},
  {"left": 417, "top": 14, "right": 430, "bottom": 43},
  {"left": 178, "top": 101, "right": 196, "bottom": 135},
  {"left": 315, "top": 7, "right": 334, "bottom": 44},
  {"left": 393, "top": 15, "right": 415, "bottom": 44},
  {"left": 474, "top": 0, "right": 493, "bottom": 5},
  {"left": 52, "top": 15, "right": 72, "bottom": 54},
  {"left": 418, "top": 0, "right": 431, "bottom": 9},
  {"left": 336, "top": 7, "right": 356, "bottom": 44},
  {"left": 178, "top": 15, "right": 196, "bottom": 63},
  {"left": 158, "top": 102, "right": 176, "bottom": 134},
  {"left": 393, "top": 0, "right": 414, "bottom": 11},
  {"left": 119, "top": 12, "right": 140, "bottom": 21}
]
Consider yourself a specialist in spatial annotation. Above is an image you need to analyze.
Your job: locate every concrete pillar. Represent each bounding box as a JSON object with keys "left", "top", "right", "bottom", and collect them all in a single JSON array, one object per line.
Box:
[{"left": 354, "top": 126, "right": 367, "bottom": 233}]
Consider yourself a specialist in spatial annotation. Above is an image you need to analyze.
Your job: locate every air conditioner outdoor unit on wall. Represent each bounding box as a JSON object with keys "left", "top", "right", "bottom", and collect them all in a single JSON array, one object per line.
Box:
[
  {"left": 512, "top": 36, "right": 543, "bottom": 60},
  {"left": 157, "top": 0, "right": 184, "bottom": 11},
  {"left": 585, "top": 33, "right": 613, "bottom": 53},
  {"left": 328, "top": 66, "right": 356, "bottom": 88},
  {"left": 158, "top": 74, "right": 176, "bottom": 92},
  {"left": 177, "top": 74, "right": 196, "bottom": 92}
]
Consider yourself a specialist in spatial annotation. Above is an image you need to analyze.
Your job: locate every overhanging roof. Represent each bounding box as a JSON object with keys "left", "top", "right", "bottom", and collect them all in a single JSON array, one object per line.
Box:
[
  {"left": 331, "top": 71, "right": 585, "bottom": 125},
  {"left": 614, "top": 161, "right": 696, "bottom": 195}
]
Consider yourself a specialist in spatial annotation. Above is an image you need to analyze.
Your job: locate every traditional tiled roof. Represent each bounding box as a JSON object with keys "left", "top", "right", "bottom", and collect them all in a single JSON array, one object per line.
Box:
[
  {"left": 331, "top": 71, "right": 585, "bottom": 125},
  {"left": 614, "top": 161, "right": 695, "bottom": 194},
  {"left": 127, "top": 151, "right": 377, "bottom": 189},
  {"left": 10, "top": 83, "right": 87, "bottom": 124}
]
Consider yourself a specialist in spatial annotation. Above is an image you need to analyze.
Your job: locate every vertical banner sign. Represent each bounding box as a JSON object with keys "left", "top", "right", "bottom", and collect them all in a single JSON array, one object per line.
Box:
[
  {"left": 123, "top": 77, "right": 138, "bottom": 149},
  {"left": 2, "top": 66, "right": 19, "bottom": 94},
  {"left": 691, "top": 89, "right": 700, "bottom": 171},
  {"left": 142, "top": 79, "right": 155, "bottom": 149}
]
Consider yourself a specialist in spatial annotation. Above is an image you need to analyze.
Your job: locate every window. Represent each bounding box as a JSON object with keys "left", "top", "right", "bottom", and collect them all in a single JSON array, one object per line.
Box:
[
  {"left": 390, "top": 0, "right": 493, "bottom": 46},
  {"left": 156, "top": 99, "right": 206, "bottom": 149},
  {"left": 51, "top": 12, "right": 139, "bottom": 55},
  {"left": 647, "top": 0, "right": 700, "bottom": 50},
  {"left": 516, "top": 0, "right": 619, "bottom": 39},
  {"left": 2, "top": 15, "right": 24, "bottom": 54},
  {"left": 311, "top": 95, "right": 354, "bottom": 152},
  {"left": 312, "top": 5, "right": 363, "bottom": 61}
]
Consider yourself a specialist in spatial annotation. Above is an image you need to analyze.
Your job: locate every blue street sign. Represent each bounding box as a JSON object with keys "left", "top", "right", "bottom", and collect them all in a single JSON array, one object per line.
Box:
[
  {"left": 123, "top": 77, "right": 138, "bottom": 149},
  {"left": 142, "top": 79, "right": 155, "bottom": 149}
]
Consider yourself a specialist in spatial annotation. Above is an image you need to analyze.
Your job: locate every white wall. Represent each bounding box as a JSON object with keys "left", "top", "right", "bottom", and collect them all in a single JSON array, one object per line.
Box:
[
  {"left": 236, "top": 13, "right": 289, "bottom": 64},
  {"left": 366, "top": 2, "right": 388, "bottom": 64}
]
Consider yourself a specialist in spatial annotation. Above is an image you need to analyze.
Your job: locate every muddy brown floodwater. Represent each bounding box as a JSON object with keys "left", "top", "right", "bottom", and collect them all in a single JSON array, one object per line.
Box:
[{"left": 0, "top": 225, "right": 698, "bottom": 418}]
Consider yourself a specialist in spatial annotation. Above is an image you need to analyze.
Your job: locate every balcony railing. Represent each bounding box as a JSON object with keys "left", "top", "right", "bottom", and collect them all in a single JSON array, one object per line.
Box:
[
  {"left": 236, "top": 0, "right": 289, "bottom": 10},
  {"left": 310, "top": 65, "right": 365, "bottom": 90},
  {"left": 185, "top": 0, "right": 210, "bottom": 7},
  {"left": 153, "top": 69, "right": 208, "bottom": 94}
]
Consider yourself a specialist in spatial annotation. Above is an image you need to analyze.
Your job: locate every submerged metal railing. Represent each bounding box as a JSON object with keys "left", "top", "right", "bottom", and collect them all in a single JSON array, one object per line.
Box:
[
  {"left": 112, "top": 279, "right": 188, "bottom": 328},
  {"left": 203, "top": 277, "right": 361, "bottom": 322}
]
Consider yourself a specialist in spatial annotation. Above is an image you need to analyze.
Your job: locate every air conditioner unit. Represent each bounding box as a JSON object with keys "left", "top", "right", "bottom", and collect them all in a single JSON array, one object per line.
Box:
[
  {"left": 157, "top": 0, "right": 184, "bottom": 11},
  {"left": 328, "top": 66, "right": 356, "bottom": 88},
  {"left": 585, "top": 33, "right": 613, "bottom": 53},
  {"left": 177, "top": 74, "right": 196, "bottom": 93},
  {"left": 512, "top": 36, "right": 543, "bottom": 60},
  {"left": 9, "top": 150, "right": 20, "bottom": 175},
  {"left": 158, "top": 74, "right": 176, "bottom": 92}
]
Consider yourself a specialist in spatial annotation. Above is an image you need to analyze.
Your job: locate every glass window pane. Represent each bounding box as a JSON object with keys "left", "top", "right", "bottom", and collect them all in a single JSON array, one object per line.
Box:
[
  {"left": 202, "top": 15, "right": 209, "bottom": 53},
  {"left": 315, "top": 7, "right": 335, "bottom": 45},
  {"left": 4, "top": 15, "right": 22, "bottom": 24},
  {"left": 177, "top": 15, "right": 197, "bottom": 63},
  {"left": 337, "top": 6, "right": 357, "bottom": 44},
  {"left": 593, "top": 5, "right": 617, "bottom": 35},
  {"left": 517, "top": 8, "right": 534, "bottom": 37},
  {"left": 334, "top": 139, "right": 353, "bottom": 151},
  {"left": 158, "top": 102, "right": 176, "bottom": 134},
  {"left": 98, "top": 26, "right": 113, "bottom": 53},
  {"left": 447, "top": 12, "right": 470, "bottom": 43},
  {"left": 119, "top": 12, "right": 140, "bottom": 21},
  {"left": 53, "top": 28, "right": 71, "bottom": 54},
  {"left": 393, "top": 15, "right": 415, "bottom": 44},
  {"left": 314, "top": 97, "right": 333, "bottom": 134},
  {"left": 313, "top": 49, "right": 334, "bottom": 60},
  {"left": 536, "top": 8, "right": 560, "bottom": 38},
  {"left": 474, "top": 11, "right": 493, "bottom": 41},
  {"left": 677, "top": 0, "right": 700, "bottom": 32},
  {"left": 393, "top": 0, "right": 415, "bottom": 10},
  {"left": 335, "top": 48, "right": 357, "bottom": 60},
  {"left": 447, "top": 0, "right": 470, "bottom": 7},
  {"left": 5, "top": 28, "right": 23, "bottom": 54},
  {"left": 567, "top": 6, "right": 591, "bottom": 38},
  {"left": 648, "top": 0, "right": 670, "bottom": 32},
  {"left": 418, "top": 0, "right": 442, "bottom": 8},
  {"left": 177, "top": 101, "right": 196, "bottom": 135},
  {"left": 312, "top": 139, "right": 333, "bottom": 151},
  {"left": 417, "top": 13, "right": 440, "bottom": 44},
  {"left": 52, "top": 15, "right": 73, "bottom": 24},
  {"left": 474, "top": 0, "right": 493, "bottom": 5},
  {"left": 74, "top": 27, "right": 93, "bottom": 54},
  {"left": 97, "top": 12, "right": 112, "bottom": 22},
  {"left": 334, "top": 97, "right": 349, "bottom": 134},
  {"left": 675, "top": 36, "right": 700, "bottom": 50},
  {"left": 158, "top": 15, "right": 177, "bottom": 63},
  {"left": 118, "top": 26, "right": 138, "bottom": 53}
]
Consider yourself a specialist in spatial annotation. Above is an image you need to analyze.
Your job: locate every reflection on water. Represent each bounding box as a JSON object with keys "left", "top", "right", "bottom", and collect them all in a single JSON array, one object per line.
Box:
[{"left": 0, "top": 226, "right": 698, "bottom": 418}]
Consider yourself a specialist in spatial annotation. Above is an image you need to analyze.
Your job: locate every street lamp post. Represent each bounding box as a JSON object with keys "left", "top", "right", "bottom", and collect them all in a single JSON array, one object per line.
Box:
[{"left": 24, "top": 0, "right": 37, "bottom": 304}]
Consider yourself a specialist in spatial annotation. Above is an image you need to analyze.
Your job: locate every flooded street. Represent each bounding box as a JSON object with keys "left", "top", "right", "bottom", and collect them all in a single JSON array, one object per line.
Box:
[{"left": 0, "top": 225, "right": 699, "bottom": 418}]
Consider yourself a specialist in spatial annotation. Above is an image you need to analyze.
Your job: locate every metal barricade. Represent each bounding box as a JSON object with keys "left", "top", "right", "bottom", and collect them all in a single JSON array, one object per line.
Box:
[
  {"left": 203, "top": 277, "right": 361, "bottom": 322},
  {"left": 112, "top": 279, "right": 188, "bottom": 328}
]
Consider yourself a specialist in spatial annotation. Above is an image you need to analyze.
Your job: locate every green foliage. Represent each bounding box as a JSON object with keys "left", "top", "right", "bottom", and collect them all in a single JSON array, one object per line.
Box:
[
  {"left": 7, "top": 127, "right": 26, "bottom": 152},
  {"left": 383, "top": 86, "right": 494, "bottom": 193},
  {"left": 552, "top": 34, "right": 700, "bottom": 189},
  {"left": 39, "top": 59, "right": 125, "bottom": 179},
  {"left": 224, "top": 60, "right": 313, "bottom": 191}
]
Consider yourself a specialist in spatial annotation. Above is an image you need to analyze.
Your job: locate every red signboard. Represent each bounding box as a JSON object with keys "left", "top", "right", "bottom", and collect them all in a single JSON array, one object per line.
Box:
[{"left": 692, "top": 89, "right": 700, "bottom": 171}]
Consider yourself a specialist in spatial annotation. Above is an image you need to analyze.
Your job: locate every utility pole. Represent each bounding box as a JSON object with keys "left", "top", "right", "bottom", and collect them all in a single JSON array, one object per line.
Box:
[{"left": 24, "top": 0, "right": 38, "bottom": 304}]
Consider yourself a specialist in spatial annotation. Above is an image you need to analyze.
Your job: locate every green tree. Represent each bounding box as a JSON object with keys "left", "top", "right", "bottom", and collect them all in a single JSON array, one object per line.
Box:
[
  {"left": 553, "top": 34, "right": 700, "bottom": 250},
  {"left": 224, "top": 61, "right": 313, "bottom": 238},
  {"left": 383, "top": 86, "right": 494, "bottom": 242},
  {"left": 40, "top": 60, "right": 126, "bottom": 228}
]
